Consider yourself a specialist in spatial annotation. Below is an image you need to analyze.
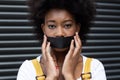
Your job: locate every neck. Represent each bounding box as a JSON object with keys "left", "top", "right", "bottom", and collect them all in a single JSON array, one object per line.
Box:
[{"left": 51, "top": 48, "right": 69, "bottom": 66}]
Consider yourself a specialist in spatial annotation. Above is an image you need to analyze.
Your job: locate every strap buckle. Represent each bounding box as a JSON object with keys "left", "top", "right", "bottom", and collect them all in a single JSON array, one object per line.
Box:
[
  {"left": 36, "top": 75, "right": 46, "bottom": 80},
  {"left": 81, "top": 72, "right": 92, "bottom": 79}
]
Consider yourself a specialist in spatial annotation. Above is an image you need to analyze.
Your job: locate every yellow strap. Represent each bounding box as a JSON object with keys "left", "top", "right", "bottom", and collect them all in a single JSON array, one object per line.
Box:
[
  {"left": 82, "top": 58, "right": 92, "bottom": 80},
  {"left": 31, "top": 59, "right": 45, "bottom": 80}
]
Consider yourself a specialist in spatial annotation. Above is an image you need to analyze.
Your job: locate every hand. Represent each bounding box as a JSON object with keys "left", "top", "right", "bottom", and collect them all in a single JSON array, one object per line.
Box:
[
  {"left": 62, "top": 32, "right": 82, "bottom": 80},
  {"left": 41, "top": 35, "right": 59, "bottom": 80}
]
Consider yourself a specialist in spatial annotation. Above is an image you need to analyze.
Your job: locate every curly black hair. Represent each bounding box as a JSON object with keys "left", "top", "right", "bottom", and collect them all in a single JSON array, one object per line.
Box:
[{"left": 27, "top": 0, "right": 96, "bottom": 42}]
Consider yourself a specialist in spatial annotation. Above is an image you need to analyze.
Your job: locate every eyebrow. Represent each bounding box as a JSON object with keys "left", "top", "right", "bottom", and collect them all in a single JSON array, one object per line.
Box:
[
  {"left": 63, "top": 20, "right": 73, "bottom": 23},
  {"left": 46, "top": 19, "right": 73, "bottom": 23},
  {"left": 46, "top": 20, "right": 55, "bottom": 23}
]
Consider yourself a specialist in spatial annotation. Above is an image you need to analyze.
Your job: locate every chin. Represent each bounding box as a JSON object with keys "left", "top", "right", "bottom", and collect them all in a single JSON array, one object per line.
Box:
[{"left": 52, "top": 47, "right": 69, "bottom": 52}]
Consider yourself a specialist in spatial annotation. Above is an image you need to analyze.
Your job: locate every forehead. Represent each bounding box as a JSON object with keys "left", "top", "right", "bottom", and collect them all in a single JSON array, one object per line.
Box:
[{"left": 45, "top": 9, "right": 74, "bottom": 21}]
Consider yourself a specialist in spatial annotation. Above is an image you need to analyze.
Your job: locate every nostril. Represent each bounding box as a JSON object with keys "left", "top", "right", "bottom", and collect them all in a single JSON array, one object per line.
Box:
[
  {"left": 55, "top": 33, "right": 64, "bottom": 37},
  {"left": 55, "top": 29, "right": 65, "bottom": 37}
]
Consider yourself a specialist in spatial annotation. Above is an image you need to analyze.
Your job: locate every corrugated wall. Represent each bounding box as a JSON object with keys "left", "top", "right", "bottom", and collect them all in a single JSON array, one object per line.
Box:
[{"left": 0, "top": 0, "right": 120, "bottom": 80}]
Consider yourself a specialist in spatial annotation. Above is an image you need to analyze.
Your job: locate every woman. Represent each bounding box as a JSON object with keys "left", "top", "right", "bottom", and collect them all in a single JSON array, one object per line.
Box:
[{"left": 17, "top": 0, "right": 106, "bottom": 80}]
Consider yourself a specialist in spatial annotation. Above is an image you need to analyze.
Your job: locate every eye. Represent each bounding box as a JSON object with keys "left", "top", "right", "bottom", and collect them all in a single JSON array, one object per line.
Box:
[
  {"left": 64, "top": 24, "right": 72, "bottom": 29},
  {"left": 48, "top": 25, "right": 56, "bottom": 29}
]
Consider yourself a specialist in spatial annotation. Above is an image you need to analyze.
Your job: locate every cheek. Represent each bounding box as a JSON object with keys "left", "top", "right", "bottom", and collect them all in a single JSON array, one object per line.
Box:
[
  {"left": 44, "top": 27, "right": 55, "bottom": 37},
  {"left": 44, "top": 27, "right": 51, "bottom": 36}
]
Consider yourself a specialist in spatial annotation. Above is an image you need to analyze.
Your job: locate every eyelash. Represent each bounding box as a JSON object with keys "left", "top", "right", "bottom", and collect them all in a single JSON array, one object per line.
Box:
[
  {"left": 64, "top": 24, "right": 72, "bottom": 29},
  {"left": 48, "top": 25, "right": 56, "bottom": 29},
  {"left": 48, "top": 24, "right": 72, "bottom": 29}
]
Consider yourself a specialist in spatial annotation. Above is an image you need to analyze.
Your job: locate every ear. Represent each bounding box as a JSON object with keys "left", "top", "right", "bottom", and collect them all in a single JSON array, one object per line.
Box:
[{"left": 41, "top": 24, "right": 45, "bottom": 34}]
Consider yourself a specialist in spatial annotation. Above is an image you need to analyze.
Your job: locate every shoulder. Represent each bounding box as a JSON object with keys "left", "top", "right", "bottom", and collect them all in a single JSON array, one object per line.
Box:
[
  {"left": 91, "top": 57, "right": 105, "bottom": 73},
  {"left": 91, "top": 57, "right": 104, "bottom": 69},
  {"left": 17, "top": 56, "right": 41, "bottom": 80},
  {"left": 83, "top": 56, "right": 106, "bottom": 80},
  {"left": 17, "top": 60, "right": 36, "bottom": 80},
  {"left": 18, "top": 60, "right": 35, "bottom": 73},
  {"left": 83, "top": 56, "right": 104, "bottom": 70}
]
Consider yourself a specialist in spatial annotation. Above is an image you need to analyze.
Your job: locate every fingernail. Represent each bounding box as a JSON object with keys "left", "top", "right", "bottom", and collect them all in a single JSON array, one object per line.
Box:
[
  {"left": 71, "top": 39, "right": 73, "bottom": 42},
  {"left": 44, "top": 35, "right": 47, "bottom": 39},
  {"left": 76, "top": 32, "right": 78, "bottom": 35},
  {"left": 44, "top": 35, "right": 45, "bottom": 38},
  {"left": 72, "top": 40, "right": 74, "bottom": 43},
  {"left": 74, "top": 36, "right": 76, "bottom": 39}
]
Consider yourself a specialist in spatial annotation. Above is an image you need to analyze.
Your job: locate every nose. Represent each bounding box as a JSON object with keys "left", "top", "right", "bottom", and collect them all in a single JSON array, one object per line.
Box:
[{"left": 55, "top": 27, "right": 65, "bottom": 37}]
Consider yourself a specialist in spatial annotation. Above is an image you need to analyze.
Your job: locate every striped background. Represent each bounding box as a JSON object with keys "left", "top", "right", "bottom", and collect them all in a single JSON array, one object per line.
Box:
[{"left": 0, "top": 0, "right": 120, "bottom": 80}]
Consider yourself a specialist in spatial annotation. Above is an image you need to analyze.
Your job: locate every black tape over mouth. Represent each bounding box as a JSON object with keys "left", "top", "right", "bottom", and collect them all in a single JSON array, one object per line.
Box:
[{"left": 47, "top": 36, "right": 74, "bottom": 48}]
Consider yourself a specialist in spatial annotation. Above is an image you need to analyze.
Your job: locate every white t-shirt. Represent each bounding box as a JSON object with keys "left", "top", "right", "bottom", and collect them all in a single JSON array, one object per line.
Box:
[{"left": 17, "top": 55, "right": 106, "bottom": 80}]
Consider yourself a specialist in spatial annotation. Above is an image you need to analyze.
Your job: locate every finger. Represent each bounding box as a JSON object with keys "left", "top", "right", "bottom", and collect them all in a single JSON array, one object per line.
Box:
[
  {"left": 46, "top": 42, "right": 57, "bottom": 68},
  {"left": 74, "top": 35, "right": 80, "bottom": 48},
  {"left": 76, "top": 32, "right": 82, "bottom": 47},
  {"left": 73, "top": 35, "right": 81, "bottom": 56},
  {"left": 73, "top": 47, "right": 81, "bottom": 57},
  {"left": 51, "top": 53, "right": 58, "bottom": 65},
  {"left": 42, "top": 35, "right": 47, "bottom": 59},
  {"left": 46, "top": 42, "right": 52, "bottom": 60},
  {"left": 67, "top": 39, "right": 75, "bottom": 58}
]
